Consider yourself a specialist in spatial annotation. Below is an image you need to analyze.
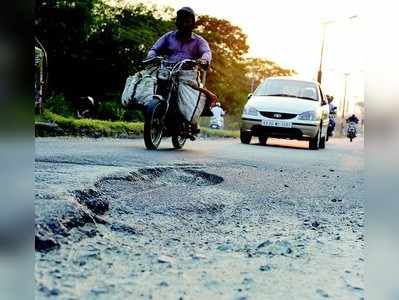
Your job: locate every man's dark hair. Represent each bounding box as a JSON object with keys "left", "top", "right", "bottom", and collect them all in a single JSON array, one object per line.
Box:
[{"left": 176, "top": 7, "right": 196, "bottom": 21}]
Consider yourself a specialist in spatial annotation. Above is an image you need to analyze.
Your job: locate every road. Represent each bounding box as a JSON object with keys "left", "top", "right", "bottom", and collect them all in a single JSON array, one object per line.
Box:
[{"left": 35, "top": 136, "right": 364, "bottom": 300}]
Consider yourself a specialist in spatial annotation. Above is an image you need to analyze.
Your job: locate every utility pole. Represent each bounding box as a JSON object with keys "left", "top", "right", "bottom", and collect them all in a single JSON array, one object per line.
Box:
[
  {"left": 317, "top": 22, "right": 328, "bottom": 84},
  {"left": 340, "top": 72, "right": 350, "bottom": 135},
  {"left": 317, "top": 15, "right": 358, "bottom": 85}
]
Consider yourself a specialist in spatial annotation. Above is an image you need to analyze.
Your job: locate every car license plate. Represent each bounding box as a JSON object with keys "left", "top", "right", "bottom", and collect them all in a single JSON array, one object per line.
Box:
[{"left": 262, "top": 120, "right": 292, "bottom": 128}]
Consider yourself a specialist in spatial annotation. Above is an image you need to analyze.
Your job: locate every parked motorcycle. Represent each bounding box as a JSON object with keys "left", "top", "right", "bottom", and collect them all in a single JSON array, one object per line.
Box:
[
  {"left": 76, "top": 96, "right": 95, "bottom": 118},
  {"left": 141, "top": 56, "right": 208, "bottom": 150},
  {"left": 347, "top": 121, "right": 357, "bottom": 142}
]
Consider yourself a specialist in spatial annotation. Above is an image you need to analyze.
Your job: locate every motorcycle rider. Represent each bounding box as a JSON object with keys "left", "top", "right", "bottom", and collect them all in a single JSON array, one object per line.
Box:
[
  {"left": 147, "top": 7, "right": 211, "bottom": 65},
  {"left": 346, "top": 114, "right": 358, "bottom": 141},
  {"left": 327, "top": 95, "right": 336, "bottom": 137},
  {"left": 346, "top": 114, "right": 359, "bottom": 124},
  {"left": 327, "top": 95, "right": 336, "bottom": 114},
  {"left": 147, "top": 7, "right": 213, "bottom": 133},
  {"left": 210, "top": 102, "right": 225, "bottom": 129}
]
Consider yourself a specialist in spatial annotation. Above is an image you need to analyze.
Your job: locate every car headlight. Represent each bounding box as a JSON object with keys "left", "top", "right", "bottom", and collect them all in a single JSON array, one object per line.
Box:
[
  {"left": 298, "top": 110, "right": 317, "bottom": 121},
  {"left": 243, "top": 106, "right": 259, "bottom": 116}
]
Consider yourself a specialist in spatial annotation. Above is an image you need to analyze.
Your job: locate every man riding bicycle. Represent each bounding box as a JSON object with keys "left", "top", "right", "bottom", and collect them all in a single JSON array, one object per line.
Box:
[{"left": 146, "top": 7, "right": 214, "bottom": 133}]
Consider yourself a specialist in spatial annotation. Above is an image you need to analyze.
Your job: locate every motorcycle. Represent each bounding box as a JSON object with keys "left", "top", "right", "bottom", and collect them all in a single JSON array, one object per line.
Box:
[
  {"left": 327, "top": 107, "right": 337, "bottom": 140},
  {"left": 141, "top": 56, "right": 208, "bottom": 150},
  {"left": 347, "top": 121, "right": 357, "bottom": 142},
  {"left": 209, "top": 116, "right": 224, "bottom": 129},
  {"left": 76, "top": 96, "right": 95, "bottom": 119}
]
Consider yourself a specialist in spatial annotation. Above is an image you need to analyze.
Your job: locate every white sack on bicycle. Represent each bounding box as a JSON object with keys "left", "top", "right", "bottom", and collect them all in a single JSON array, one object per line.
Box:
[
  {"left": 121, "top": 67, "right": 157, "bottom": 107},
  {"left": 177, "top": 70, "right": 207, "bottom": 124}
]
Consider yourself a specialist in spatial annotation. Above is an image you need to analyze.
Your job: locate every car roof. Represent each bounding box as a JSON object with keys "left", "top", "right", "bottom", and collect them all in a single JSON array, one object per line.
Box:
[{"left": 265, "top": 76, "right": 319, "bottom": 85}]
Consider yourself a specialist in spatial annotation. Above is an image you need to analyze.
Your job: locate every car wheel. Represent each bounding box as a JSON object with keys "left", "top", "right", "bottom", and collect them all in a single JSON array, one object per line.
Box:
[
  {"left": 240, "top": 130, "right": 252, "bottom": 144},
  {"left": 258, "top": 135, "right": 268, "bottom": 145},
  {"left": 318, "top": 125, "right": 326, "bottom": 149},
  {"left": 309, "top": 129, "right": 320, "bottom": 150}
]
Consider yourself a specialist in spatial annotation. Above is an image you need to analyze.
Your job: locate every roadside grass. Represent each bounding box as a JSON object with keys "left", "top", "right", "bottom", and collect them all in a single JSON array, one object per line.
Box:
[
  {"left": 38, "top": 111, "right": 144, "bottom": 137},
  {"left": 199, "top": 115, "right": 240, "bottom": 138},
  {"left": 199, "top": 115, "right": 241, "bottom": 131},
  {"left": 200, "top": 127, "right": 239, "bottom": 138},
  {"left": 36, "top": 111, "right": 239, "bottom": 138}
]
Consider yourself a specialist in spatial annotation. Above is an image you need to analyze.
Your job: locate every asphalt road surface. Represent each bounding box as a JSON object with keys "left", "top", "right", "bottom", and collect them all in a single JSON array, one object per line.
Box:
[{"left": 35, "top": 136, "right": 364, "bottom": 300}]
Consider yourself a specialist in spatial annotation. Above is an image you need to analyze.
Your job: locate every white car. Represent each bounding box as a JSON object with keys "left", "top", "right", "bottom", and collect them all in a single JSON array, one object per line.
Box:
[{"left": 240, "top": 77, "right": 329, "bottom": 149}]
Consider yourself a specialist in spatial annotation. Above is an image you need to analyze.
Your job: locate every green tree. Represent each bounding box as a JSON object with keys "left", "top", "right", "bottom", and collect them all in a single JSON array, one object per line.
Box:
[
  {"left": 35, "top": 0, "right": 101, "bottom": 96},
  {"left": 34, "top": 0, "right": 173, "bottom": 119},
  {"left": 196, "top": 16, "right": 295, "bottom": 115},
  {"left": 246, "top": 58, "right": 296, "bottom": 91},
  {"left": 196, "top": 15, "right": 250, "bottom": 115}
]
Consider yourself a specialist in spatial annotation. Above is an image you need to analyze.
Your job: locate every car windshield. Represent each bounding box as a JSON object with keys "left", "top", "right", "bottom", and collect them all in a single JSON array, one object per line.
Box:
[{"left": 254, "top": 79, "right": 319, "bottom": 101}]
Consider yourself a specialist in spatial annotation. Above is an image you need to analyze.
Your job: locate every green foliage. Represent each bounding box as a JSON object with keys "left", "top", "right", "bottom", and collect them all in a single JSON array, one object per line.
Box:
[
  {"left": 97, "top": 101, "right": 125, "bottom": 121},
  {"left": 35, "top": 0, "right": 173, "bottom": 98},
  {"left": 201, "top": 128, "right": 239, "bottom": 138},
  {"left": 196, "top": 16, "right": 250, "bottom": 115},
  {"left": 196, "top": 15, "right": 297, "bottom": 115},
  {"left": 44, "top": 95, "right": 74, "bottom": 117},
  {"left": 42, "top": 111, "right": 144, "bottom": 136},
  {"left": 96, "top": 99, "right": 144, "bottom": 122},
  {"left": 123, "top": 109, "right": 144, "bottom": 122},
  {"left": 246, "top": 57, "right": 296, "bottom": 89}
]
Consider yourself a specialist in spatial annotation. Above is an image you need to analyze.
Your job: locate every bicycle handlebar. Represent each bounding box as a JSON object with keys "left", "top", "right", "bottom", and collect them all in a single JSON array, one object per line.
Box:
[{"left": 142, "top": 57, "right": 208, "bottom": 72}]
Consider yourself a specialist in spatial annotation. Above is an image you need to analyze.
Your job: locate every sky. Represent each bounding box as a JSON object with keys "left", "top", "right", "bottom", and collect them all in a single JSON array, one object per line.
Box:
[{"left": 126, "top": 0, "right": 365, "bottom": 113}]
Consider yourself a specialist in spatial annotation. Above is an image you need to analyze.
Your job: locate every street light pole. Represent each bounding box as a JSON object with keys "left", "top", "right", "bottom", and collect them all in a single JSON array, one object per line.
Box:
[
  {"left": 317, "top": 23, "right": 328, "bottom": 84},
  {"left": 317, "top": 15, "right": 358, "bottom": 85},
  {"left": 340, "top": 72, "right": 350, "bottom": 135}
]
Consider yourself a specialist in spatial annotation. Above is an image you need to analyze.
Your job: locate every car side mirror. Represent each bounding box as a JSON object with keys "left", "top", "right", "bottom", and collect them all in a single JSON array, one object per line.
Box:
[{"left": 247, "top": 93, "right": 253, "bottom": 99}]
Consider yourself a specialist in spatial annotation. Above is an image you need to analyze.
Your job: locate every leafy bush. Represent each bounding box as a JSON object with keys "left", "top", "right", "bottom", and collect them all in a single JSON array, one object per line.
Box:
[
  {"left": 96, "top": 101, "right": 124, "bottom": 121},
  {"left": 41, "top": 111, "right": 144, "bottom": 137},
  {"left": 44, "top": 95, "right": 74, "bottom": 117},
  {"left": 123, "top": 109, "right": 144, "bottom": 122}
]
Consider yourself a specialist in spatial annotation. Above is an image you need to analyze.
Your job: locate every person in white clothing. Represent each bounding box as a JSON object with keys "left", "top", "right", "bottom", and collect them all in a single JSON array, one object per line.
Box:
[{"left": 210, "top": 102, "right": 225, "bottom": 129}]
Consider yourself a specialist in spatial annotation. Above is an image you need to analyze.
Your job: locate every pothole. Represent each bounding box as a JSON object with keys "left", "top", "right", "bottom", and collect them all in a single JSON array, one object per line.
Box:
[
  {"left": 96, "top": 167, "right": 223, "bottom": 190},
  {"left": 36, "top": 167, "right": 224, "bottom": 252},
  {"left": 137, "top": 167, "right": 223, "bottom": 186}
]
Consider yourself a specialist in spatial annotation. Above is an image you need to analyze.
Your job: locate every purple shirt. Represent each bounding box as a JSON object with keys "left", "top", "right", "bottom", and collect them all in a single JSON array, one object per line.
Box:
[{"left": 147, "top": 31, "right": 212, "bottom": 64}]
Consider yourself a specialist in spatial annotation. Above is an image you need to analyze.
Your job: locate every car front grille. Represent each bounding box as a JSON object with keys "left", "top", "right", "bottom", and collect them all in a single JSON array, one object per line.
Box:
[{"left": 259, "top": 111, "right": 297, "bottom": 119}]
